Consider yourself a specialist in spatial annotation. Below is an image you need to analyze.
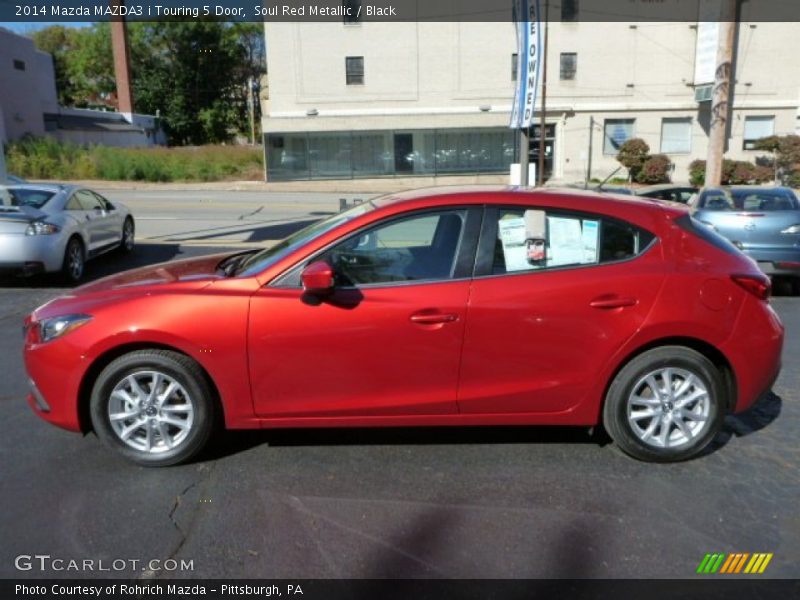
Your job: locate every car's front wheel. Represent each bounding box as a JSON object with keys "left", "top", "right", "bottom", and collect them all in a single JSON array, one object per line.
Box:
[
  {"left": 603, "top": 346, "right": 725, "bottom": 462},
  {"left": 90, "top": 350, "right": 216, "bottom": 466}
]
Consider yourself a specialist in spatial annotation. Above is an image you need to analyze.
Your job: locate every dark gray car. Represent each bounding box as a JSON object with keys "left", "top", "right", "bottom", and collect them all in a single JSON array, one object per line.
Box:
[{"left": 691, "top": 186, "right": 800, "bottom": 278}]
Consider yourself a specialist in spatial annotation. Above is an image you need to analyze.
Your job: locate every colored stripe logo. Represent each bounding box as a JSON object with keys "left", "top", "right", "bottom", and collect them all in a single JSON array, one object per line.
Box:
[{"left": 697, "top": 553, "right": 773, "bottom": 574}]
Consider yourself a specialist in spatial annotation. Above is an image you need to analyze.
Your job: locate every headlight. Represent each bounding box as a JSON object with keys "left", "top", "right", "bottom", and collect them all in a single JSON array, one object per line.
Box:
[
  {"left": 780, "top": 224, "right": 800, "bottom": 234},
  {"left": 38, "top": 314, "right": 92, "bottom": 343},
  {"left": 25, "top": 221, "right": 61, "bottom": 236}
]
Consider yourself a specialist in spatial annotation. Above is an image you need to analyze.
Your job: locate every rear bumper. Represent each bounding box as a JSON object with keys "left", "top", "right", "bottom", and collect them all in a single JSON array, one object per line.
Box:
[
  {"left": 0, "top": 233, "right": 67, "bottom": 273},
  {"left": 719, "top": 296, "right": 784, "bottom": 413},
  {"left": 742, "top": 247, "right": 800, "bottom": 276}
]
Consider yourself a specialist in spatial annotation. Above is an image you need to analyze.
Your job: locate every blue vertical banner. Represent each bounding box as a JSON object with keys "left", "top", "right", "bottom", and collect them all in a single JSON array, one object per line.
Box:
[{"left": 510, "top": 0, "right": 542, "bottom": 129}]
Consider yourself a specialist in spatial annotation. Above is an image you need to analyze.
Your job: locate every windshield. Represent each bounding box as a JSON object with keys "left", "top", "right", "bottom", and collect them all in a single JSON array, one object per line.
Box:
[
  {"left": 0, "top": 188, "right": 56, "bottom": 210},
  {"left": 730, "top": 189, "right": 799, "bottom": 211},
  {"left": 237, "top": 201, "right": 378, "bottom": 276}
]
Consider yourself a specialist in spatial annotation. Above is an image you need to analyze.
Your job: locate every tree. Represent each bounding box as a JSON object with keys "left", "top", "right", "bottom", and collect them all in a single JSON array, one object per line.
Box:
[
  {"left": 616, "top": 138, "right": 651, "bottom": 182},
  {"left": 31, "top": 21, "right": 267, "bottom": 145},
  {"left": 753, "top": 135, "right": 800, "bottom": 185},
  {"left": 31, "top": 25, "right": 80, "bottom": 106},
  {"left": 616, "top": 139, "right": 673, "bottom": 184}
]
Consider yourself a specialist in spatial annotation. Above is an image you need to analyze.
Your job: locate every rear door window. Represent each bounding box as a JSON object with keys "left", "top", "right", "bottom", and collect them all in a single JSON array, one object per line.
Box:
[{"left": 486, "top": 207, "right": 655, "bottom": 275}]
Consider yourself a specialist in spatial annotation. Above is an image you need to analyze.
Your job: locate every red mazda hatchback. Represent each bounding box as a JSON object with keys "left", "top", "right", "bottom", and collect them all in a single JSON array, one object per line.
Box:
[{"left": 23, "top": 187, "right": 783, "bottom": 465}]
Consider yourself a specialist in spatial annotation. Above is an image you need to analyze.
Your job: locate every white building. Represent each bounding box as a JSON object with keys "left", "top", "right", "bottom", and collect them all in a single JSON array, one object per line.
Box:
[{"left": 262, "top": 17, "right": 800, "bottom": 183}]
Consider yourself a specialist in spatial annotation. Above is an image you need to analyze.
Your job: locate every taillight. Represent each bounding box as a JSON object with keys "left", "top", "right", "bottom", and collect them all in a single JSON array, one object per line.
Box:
[{"left": 731, "top": 274, "right": 771, "bottom": 301}]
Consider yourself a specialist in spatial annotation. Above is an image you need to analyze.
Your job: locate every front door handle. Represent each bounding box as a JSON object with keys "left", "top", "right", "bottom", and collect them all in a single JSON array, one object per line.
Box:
[
  {"left": 410, "top": 312, "right": 459, "bottom": 324},
  {"left": 589, "top": 295, "right": 638, "bottom": 309}
]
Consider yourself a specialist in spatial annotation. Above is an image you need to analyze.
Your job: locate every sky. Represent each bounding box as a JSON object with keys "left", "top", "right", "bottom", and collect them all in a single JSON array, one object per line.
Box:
[{"left": 0, "top": 22, "right": 91, "bottom": 35}]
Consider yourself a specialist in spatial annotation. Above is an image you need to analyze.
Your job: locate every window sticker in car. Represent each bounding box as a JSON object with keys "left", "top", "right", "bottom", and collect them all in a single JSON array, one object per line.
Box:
[
  {"left": 547, "top": 216, "right": 585, "bottom": 266},
  {"left": 581, "top": 219, "right": 600, "bottom": 263},
  {"left": 498, "top": 216, "right": 530, "bottom": 271}
]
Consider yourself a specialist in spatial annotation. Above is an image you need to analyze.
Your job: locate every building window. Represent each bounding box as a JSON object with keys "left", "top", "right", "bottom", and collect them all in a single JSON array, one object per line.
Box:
[
  {"left": 345, "top": 56, "right": 364, "bottom": 85},
  {"left": 343, "top": 0, "right": 361, "bottom": 23},
  {"left": 660, "top": 118, "right": 692, "bottom": 154},
  {"left": 560, "top": 53, "right": 577, "bottom": 80},
  {"left": 561, "top": 0, "right": 579, "bottom": 21},
  {"left": 13, "top": 59, "right": 25, "bottom": 71},
  {"left": 743, "top": 116, "right": 775, "bottom": 150},
  {"left": 512, "top": 53, "right": 518, "bottom": 81},
  {"left": 603, "top": 119, "right": 635, "bottom": 155}
]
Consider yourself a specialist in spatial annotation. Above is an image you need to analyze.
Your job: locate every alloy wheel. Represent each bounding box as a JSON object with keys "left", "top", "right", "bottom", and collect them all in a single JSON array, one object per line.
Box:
[
  {"left": 626, "top": 367, "right": 711, "bottom": 449},
  {"left": 107, "top": 370, "right": 195, "bottom": 454}
]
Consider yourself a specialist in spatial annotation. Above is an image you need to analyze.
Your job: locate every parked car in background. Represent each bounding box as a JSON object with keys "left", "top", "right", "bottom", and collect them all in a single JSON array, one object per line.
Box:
[
  {"left": 6, "top": 175, "right": 27, "bottom": 184},
  {"left": 691, "top": 186, "right": 800, "bottom": 280},
  {"left": 0, "top": 184, "right": 135, "bottom": 282},
  {"left": 636, "top": 184, "right": 697, "bottom": 204},
  {"left": 23, "top": 187, "right": 782, "bottom": 466}
]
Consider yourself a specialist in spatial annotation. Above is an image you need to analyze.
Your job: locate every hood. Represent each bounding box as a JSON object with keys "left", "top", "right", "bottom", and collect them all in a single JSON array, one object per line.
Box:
[
  {"left": 32, "top": 253, "right": 238, "bottom": 320},
  {"left": 75, "top": 253, "right": 234, "bottom": 295}
]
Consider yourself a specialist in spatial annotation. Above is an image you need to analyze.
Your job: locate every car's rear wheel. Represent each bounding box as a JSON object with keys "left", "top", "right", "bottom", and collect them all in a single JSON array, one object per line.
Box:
[
  {"left": 90, "top": 350, "right": 216, "bottom": 466},
  {"left": 603, "top": 346, "right": 725, "bottom": 462},
  {"left": 120, "top": 217, "right": 135, "bottom": 253},
  {"left": 61, "top": 237, "right": 85, "bottom": 283}
]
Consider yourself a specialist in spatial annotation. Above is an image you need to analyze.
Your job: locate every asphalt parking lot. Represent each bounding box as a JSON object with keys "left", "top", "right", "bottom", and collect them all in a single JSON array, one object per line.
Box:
[{"left": 1, "top": 239, "right": 799, "bottom": 579}]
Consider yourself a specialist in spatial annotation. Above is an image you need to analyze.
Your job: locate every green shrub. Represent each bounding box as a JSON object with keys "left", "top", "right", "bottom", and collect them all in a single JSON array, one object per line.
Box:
[
  {"left": 636, "top": 154, "right": 672, "bottom": 184},
  {"left": 689, "top": 159, "right": 706, "bottom": 186},
  {"left": 4, "top": 137, "right": 264, "bottom": 182},
  {"left": 688, "top": 158, "right": 773, "bottom": 186}
]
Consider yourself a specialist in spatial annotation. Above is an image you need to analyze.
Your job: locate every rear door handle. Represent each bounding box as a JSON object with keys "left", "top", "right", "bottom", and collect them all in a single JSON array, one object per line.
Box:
[
  {"left": 410, "top": 312, "right": 459, "bottom": 324},
  {"left": 589, "top": 296, "right": 638, "bottom": 309}
]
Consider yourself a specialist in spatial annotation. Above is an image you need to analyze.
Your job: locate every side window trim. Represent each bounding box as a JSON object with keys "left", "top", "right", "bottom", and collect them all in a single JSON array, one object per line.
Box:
[{"left": 270, "top": 206, "right": 483, "bottom": 289}]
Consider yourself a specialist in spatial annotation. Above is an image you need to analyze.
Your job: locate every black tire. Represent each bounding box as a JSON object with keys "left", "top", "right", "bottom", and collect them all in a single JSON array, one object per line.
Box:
[
  {"left": 61, "top": 236, "right": 85, "bottom": 284},
  {"left": 602, "top": 346, "right": 725, "bottom": 462},
  {"left": 119, "top": 217, "right": 135, "bottom": 253},
  {"left": 90, "top": 350, "right": 216, "bottom": 467}
]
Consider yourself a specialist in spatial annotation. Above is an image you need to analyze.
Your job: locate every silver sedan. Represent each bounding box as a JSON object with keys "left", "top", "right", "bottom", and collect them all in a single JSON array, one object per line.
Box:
[{"left": 0, "top": 184, "right": 134, "bottom": 282}]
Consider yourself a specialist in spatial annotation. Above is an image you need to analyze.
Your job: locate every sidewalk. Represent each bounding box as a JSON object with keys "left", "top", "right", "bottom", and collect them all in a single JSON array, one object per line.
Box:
[{"left": 48, "top": 173, "right": 510, "bottom": 194}]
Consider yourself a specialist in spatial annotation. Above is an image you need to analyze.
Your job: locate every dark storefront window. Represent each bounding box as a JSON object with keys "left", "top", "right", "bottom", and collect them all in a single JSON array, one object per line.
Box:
[{"left": 265, "top": 128, "right": 518, "bottom": 181}]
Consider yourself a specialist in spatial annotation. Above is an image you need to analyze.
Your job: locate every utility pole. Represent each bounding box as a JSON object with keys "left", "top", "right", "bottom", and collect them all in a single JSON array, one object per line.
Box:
[
  {"left": 519, "top": 127, "right": 530, "bottom": 185},
  {"left": 585, "top": 116, "right": 594, "bottom": 188},
  {"left": 0, "top": 105, "right": 7, "bottom": 182},
  {"left": 537, "top": 0, "right": 549, "bottom": 186},
  {"left": 705, "top": 1, "right": 738, "bottom": 186},
  {"left": 248, "top": 77, "right": 256, "bottom": 145},
  {"left": 110, "top": 0, "right": 135, "bottom": 117}
]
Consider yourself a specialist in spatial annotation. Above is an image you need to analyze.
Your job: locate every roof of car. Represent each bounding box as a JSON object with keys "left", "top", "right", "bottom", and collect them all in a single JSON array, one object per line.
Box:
[
  {"left": 637, "top": 184, "right": 696, "bottom": 192},
  {"left": 2, "top": 183, "right": 76, "bottom": 194},
  {"left": 372, "top": 185, "right": 681, "bottom": 215}
]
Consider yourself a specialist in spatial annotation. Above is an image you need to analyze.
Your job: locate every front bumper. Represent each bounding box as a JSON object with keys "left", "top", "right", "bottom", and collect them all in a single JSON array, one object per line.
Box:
[
  {"left": 0, "top": 233, "right": 67, "bottom": 274},
  {"left": 24, "top": 331, "right": 88, "bottom": 433}
]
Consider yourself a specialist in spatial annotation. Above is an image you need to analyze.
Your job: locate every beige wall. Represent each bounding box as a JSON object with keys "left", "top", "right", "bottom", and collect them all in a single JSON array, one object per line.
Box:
[{"left": 263, "top": 21, "right": 800, "bottom": 182}]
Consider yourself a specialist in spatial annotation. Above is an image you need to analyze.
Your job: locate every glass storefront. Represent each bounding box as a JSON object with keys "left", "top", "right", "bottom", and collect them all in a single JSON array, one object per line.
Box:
[{"left": 265, "top": 127, "right": 519, "bottom": 181}]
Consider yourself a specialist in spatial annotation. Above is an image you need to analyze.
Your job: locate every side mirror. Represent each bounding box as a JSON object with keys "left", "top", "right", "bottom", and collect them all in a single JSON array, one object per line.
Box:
[{"left": 301, "top": 261, "right": 334, "bottom": 295}]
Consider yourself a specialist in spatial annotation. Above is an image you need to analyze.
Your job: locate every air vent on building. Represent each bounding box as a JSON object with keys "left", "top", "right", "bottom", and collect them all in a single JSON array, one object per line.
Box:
[{"left": 695, "top": 84, "right": 713, "bottom": 103}]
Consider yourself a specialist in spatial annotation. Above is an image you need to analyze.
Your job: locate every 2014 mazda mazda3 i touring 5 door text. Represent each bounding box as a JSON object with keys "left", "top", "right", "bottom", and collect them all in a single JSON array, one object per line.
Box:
[{"left": 22, "top": 187, "right": 784, "bottom": 465}]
